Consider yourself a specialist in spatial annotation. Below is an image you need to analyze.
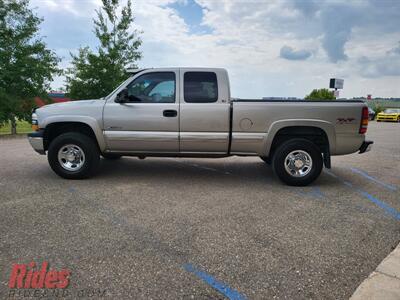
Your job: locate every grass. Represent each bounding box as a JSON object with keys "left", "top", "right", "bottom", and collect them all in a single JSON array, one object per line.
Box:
[
  {"left": 368, "top": 100, "right": 400, "bottom": 107},
  {"left": 367, "top": 100, "right": 400, "bottom": 111},
  {"left": 366, "top": 100, "right": 400, "bottom": 115},
  {"left": 0, "top": 120, "right": 32, "bottom": 135}
]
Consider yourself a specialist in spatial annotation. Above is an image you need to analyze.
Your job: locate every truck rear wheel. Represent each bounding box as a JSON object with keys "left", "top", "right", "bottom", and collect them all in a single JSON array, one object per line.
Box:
[
  {"left": 272, "top": 138, "right": 323, "bottom": 186},
  {"left": 48, "top": 132, "right": 100, "bottom": 179}
]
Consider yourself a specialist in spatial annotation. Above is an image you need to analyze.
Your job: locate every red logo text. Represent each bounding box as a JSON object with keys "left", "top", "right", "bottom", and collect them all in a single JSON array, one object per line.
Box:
[{"left": 8, "top": 261, "right": 70, "bottom": 289}]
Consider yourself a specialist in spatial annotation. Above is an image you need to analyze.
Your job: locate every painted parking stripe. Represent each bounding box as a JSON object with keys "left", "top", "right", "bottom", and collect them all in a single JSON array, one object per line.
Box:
[
  {"left": 184, "top": 264, "right": 247, "bottom": 300},
  {"left": 350, "top": 168, "right": 397, "bottom": 191},
  {"left": 295, "top": 187, "right": 325, "bottom": 200},
  {"left": 325, "top": 170, "right": 400, "bottom": 220}
]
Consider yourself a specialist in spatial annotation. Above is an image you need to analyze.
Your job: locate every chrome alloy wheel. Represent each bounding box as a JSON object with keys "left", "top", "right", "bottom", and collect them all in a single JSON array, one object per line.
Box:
[
  {"left": 284, "top": 150, "right": 313, "bottom": 177},
  {"left": 57, "top": 144, "right": 85, "bottom": 172}
]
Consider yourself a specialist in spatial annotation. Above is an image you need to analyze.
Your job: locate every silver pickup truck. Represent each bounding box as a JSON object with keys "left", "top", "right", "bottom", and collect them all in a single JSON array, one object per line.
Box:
[{"left": 28, "top": 68, "right": 372, "bottom": 186}]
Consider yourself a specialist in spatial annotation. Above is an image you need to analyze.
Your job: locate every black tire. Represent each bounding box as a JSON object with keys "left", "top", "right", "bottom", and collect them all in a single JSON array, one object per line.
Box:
[
  {"left": 102, "top": 153, "right": 122, "bottom": 160},
  {"left": 272, "top": 138, "right": 323, "bottom": 186},
  {"left": 48, "top": 132, "right": 100, "bottom": 179},
  {"left": 260, "top": 156, "right": 271, "bottom": 164}
]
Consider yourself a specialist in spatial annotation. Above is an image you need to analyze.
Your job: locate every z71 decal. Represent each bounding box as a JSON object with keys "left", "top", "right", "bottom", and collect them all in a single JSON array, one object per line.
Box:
[{"left": 336, "top": 118, "right": 355, "bottom": 124}]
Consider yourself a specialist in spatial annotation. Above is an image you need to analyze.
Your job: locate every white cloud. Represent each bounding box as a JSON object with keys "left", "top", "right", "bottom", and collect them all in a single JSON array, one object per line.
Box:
[
  {"left": 31, "top": 0, "right": 400, "bottom": 97},
  {"left": 33, "top": 0, "right": 101, "bottom": 17}
]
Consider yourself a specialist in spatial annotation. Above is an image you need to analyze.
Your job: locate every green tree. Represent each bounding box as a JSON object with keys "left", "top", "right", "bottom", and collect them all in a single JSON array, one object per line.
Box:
[
  {"left": 0, "top": 0, "right": 60, "bottom": 134},
  {"left": 305, "top": 88, "right": 335, "bottom": 101},
  {"left": 66, "top": 0, "right": 142, "bottom": 100}
]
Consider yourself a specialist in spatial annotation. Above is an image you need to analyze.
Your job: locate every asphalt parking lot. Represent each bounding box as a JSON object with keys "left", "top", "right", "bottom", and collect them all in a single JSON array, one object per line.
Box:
[{"left": 0, "top": 121, "right": 399, "bottom": 299}]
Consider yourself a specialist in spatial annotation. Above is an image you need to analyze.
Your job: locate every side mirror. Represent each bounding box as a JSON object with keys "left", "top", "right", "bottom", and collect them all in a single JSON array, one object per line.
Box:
[
  {"left": 115, "top": 88, "right": 142, "bottom": 103},
  {"left": 115, "top": 88, "right": 129, "bottom": 103}
]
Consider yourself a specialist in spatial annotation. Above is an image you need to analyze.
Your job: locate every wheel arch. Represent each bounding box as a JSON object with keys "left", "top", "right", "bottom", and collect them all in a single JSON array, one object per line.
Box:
[
  {"left": 263, "top": 120, "right": 335, "bottom": 168},
  {"left": 43, "top": 119, "right": 105, "bottom": 152}
]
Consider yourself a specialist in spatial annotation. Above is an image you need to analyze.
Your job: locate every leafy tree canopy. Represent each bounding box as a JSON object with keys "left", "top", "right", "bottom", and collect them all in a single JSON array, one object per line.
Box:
[
  {"left": 305, "top": 88, "right": 336, "bottom": 101},
  {"left": 66, "top": 0, "right": 142, "bottom": 100},
  {"left": 0, "top": 0, "right": 60, "bottom": 133}
]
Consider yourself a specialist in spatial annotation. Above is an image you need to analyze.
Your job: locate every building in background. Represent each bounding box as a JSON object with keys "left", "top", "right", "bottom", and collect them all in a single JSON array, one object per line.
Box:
[{"left": 34, "top": 91, "right": 72, "bottom": 107}]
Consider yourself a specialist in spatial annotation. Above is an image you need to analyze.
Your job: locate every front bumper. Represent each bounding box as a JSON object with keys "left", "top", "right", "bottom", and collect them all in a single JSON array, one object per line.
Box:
[
  {"left": 359, "top": 140, "right": 373, "bottom": 154},
  {"left": 28, "top": 130, "right": 45, "bottom": 155}
]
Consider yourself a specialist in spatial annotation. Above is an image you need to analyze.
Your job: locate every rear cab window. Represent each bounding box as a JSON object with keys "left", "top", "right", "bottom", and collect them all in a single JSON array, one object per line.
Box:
[{"left": 184, "top": 72, "right": 218, "bottom": 103}]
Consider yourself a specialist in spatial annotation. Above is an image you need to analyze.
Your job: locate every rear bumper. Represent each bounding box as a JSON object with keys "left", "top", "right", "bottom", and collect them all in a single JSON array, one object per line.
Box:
[
  {"left": 28, "top": 130, "right": 45, "bottom": 155},
  {"left": 359, "top": 140, "right": 373, "bottom": 154}
]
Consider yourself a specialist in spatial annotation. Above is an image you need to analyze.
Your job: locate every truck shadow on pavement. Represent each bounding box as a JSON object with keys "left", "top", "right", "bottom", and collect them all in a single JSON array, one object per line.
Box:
[{"left": 95, "top": 157, "right": 333, "bottom": 187}]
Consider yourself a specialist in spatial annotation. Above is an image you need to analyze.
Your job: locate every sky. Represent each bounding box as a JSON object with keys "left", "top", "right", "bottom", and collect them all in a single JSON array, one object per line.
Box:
[{"left": 30, "top": 0, "right": 400, "bottom": 98}]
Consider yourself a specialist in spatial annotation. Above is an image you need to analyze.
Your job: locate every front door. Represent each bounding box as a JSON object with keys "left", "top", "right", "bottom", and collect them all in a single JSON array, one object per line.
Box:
[{"left": 103, "top": 70, "right": 179, "bottom": 152}]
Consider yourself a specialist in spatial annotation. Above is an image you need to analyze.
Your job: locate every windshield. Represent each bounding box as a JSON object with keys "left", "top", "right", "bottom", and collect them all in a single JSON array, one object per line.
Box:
[
  {"left": 104, "top": 76, "right": 133, "bottom": 100},
  {"left": 383, "top": 109, "right": 400, "bottom": 113}
]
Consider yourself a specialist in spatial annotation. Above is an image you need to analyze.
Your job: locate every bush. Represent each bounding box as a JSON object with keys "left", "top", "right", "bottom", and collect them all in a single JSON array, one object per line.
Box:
[{"left": 370, "top": 103, "right": 384, "bottom": 115}]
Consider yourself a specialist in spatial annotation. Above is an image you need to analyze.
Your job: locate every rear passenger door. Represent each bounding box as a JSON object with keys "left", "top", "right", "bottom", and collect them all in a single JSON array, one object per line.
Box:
[{"left": 179, "top": 70, "right": 230, "bottom": 153}]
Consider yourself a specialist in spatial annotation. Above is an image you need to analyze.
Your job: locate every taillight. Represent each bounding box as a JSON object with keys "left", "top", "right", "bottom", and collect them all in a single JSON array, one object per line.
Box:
[{"left": 359, "top": 107, "right": 369, "bottom": 134}]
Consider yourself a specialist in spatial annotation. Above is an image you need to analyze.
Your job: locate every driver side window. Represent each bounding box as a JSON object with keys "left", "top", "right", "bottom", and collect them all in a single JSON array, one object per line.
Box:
[{"left": 127, "top": 72, "right": 176, "bottom": 103}]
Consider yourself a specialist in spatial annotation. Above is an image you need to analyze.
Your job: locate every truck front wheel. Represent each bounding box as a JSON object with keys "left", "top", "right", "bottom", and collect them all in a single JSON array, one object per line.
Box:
[
  {"left": 272, "top": 138, "right": 323, "bottom": 186},
  {"left": 260, "top": 156, "right": 271, "bottom": 164},
  {"left": 48, "top": 132, "right": 100, "bottom": 179}
]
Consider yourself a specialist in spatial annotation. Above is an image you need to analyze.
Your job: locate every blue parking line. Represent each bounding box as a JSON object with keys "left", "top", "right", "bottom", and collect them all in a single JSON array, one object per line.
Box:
[
  {"left": 184, "top": 264, "right": 247, "bottom": 300},
  {"left": 311, "top": 187, "right": 325, "bottom": 199},
  {"left": 325, "top": 170, "right": 400, "bottom": 220},
  {"left": 295, "top": 187, "right": 325, "bottom": 200},
  {"left": 350, "top": 168, "right": 397, "bottom": 191},
  {"left": 359, "top": 190, "right": 400, "bottom": 220}
]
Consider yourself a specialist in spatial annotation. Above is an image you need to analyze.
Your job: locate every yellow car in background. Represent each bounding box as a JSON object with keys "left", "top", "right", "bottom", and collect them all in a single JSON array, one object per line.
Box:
[{"left": 376, "top": 108, "right": 400, "bottom": 122}]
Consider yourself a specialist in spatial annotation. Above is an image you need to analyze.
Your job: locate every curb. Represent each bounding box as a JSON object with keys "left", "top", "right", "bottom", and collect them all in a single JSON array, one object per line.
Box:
[
  {"left": 350, "top": 242, "right": 400, "bottom": 300},
  {"left": 0, "top": 134, "right": 29, "bottom": 139}
]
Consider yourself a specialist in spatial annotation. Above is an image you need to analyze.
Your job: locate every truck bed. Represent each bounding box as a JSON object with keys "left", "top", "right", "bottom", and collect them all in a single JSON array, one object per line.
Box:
[
  {"left": 232, "top": 99, "right": 365, "bottom": 103},
  {"left": 230, "top": 99, "right": 366, "bottom": 156}
]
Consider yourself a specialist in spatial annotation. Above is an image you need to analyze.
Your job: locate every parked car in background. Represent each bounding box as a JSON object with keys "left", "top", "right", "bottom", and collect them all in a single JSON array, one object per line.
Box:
[
  {"left": 368, "top": 107, "right": 375, "bottom": 120},
  {"left": 376, "top": 108, "right": 400, "bottom": 122}
]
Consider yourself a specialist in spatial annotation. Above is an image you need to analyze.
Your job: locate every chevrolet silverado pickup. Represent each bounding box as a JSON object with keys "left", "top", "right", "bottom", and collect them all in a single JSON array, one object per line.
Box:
[{"left": 28, "top": 68, "right": 373, "bottom": 186}]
